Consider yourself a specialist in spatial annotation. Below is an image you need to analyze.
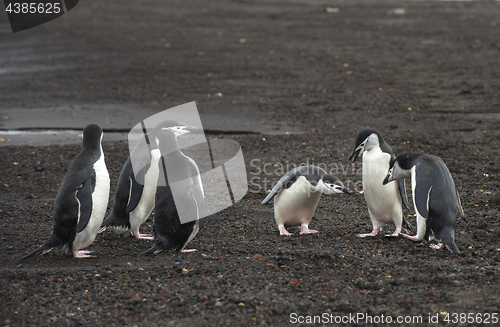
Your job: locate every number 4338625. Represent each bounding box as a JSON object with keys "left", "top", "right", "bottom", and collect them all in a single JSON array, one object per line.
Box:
[{"left": 5, "top": 2, "right": 62, "bottom": 14}]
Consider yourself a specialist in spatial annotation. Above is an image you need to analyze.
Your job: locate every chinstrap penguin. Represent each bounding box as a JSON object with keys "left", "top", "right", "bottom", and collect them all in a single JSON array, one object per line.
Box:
[
  {"left": 261, "top": 165, "right": 351, "bottom": 236},
  {"left": 349, "top": 129, "right": 414, "bottom": 237},
  {"left": 99, "top": 121, "right": 193, "bottom": 240},
  {"left": 142, "top": 124, "right": 206, "bottom": 254},
  {"left": 19, "top": 124, "right": 110, "bottom": 259},
  {"left": 383, "top": 153, "right": 464, "bottom": 255}
]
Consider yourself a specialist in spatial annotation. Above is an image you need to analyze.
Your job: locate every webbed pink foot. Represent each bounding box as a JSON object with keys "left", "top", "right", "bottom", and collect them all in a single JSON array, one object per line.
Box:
[
  {"left": 131, "top": 230, "right": 154, "bottom": 240},
  {"left": 73, "top": 250, "right": 93, "bottom": 258},
  {"left": 358, "top": 228, "right": 380, "bottom": 237},
  {"left": 279, "top": 226, "right": 292, "bottom": 236},
  {"left": 299, "top": 226, "right": 318, "bottom": 235},
  {"left": 180, "top": 248, "right": 197, "bottom": 253},
  {"left": 401, "top": 233, "right": 420, "bottom": 242},
  {"left": 385, "top": 228, "right": 401, "bottom": 237},
  {"left": 430, "top": 243, "right": 444, "bottom": 250}
]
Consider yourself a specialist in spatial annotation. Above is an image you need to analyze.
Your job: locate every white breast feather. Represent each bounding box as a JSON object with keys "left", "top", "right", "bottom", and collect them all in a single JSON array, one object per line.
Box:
[
  {"left": 274, "top": 176, "right": 322, "bottom": 227},
  {"left": 362, "top": 148, "right": 402, "bottom": 225},
  {"left": 73, "top": 147, "right": 110, "bottom": 251}
]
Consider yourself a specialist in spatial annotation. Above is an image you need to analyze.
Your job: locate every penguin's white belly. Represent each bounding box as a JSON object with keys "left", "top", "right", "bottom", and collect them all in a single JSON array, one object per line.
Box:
[
  {"left": 274, "top": 177, "right": 322, "bottom": 227},
  {"left": 129, "top": 150, "right": 161, "bottom": 230},
  {"left": 73, "top": 154, "right": 110, "bottom": 251},
  {"left": 362, "top": 151, "right": 402, "bottom": 224}
]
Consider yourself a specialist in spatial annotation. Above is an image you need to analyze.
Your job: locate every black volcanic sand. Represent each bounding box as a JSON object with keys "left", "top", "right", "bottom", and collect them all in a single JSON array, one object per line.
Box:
[{"left": 1, "top": 1, "right": 500, "bottom": 326}]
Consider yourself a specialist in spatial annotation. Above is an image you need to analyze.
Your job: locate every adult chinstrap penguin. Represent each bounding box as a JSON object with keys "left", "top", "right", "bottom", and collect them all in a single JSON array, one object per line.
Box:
[
  {"left": 99, "top": 121, "right": 193, "bottom": 240},
  {"left": 261, "top": 165, "right": 351, "bottom": 236},
  {"left": 19, "top": 124, "right": 110, "bottom": 259},
  {"left": 349, "top": 129, "right": 414, "bottom": 237},
  {"left": 383, "top": 153, "right": 464, "bottom": 255},
  {"left": 142, "top": 124, "right": 206, "bottom": 254}
]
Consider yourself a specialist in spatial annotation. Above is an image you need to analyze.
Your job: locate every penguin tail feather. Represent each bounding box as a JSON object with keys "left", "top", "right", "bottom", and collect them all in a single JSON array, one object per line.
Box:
[
  {"left": 442, "top": 231, "right": 462, "bottom": 256},
  {"left": 141, "top": 244, "right": 163, "bottom": 256},
  {"left": 99, "top": 212, "right": 119, "bottom": 233},
  {"left": 18, "top": 234, "right": 60, "bottom": 261},
  {"left": 18, "top": 246, "right": 49, "bottom": 261}
]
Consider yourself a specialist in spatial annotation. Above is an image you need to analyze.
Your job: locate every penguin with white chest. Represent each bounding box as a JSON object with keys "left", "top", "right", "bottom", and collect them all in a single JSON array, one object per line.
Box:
[
  {"left": 261, "top": 166, "right": 351, "bottom": 236},
  {"left": 142, "top": 124, "right": 206, "bottom": 254},
  {"left": 20, "top": 124, "right": 110, "bottom": 259},
  {"left": 383, "top": 153, "right": 464, "bottom": 255},
  {"left": 100, "top": 121, "right": 192, "bottom": 240},
  {"left": 349, "top": 129, "right": 414, "bottom": 237}
]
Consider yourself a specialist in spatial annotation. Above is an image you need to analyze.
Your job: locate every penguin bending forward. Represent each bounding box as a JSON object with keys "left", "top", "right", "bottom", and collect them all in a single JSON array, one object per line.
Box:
[
  {"left": 100, "top": 121, "right": 194, "bottom": 240},
  {"left": 349, "top": 129, "right": 415, "bottom": 237},
  {"left": 383, "top": 153, "right": 464, "bottom": 255},
  {"left": 261, "top": 165, "right": 351, "bottom": 236},
  {"left": 142, "top": 124, "right": 206, "bottom": 254},
  {"left": 20, "top": 124, "right": 110, "bottom": 259}
]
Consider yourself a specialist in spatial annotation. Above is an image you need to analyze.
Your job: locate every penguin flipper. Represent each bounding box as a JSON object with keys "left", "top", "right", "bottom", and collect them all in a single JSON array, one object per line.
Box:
[
  {"left": 261, "top": 168, "right": 301, "bottom": 204},
  {"left": 456, "top": 189, "right": 465, "bottom": 218},
  {"left": 75, "top": 169, "right": 96, "bottom": 233},
  {"left": 414, "top": 169, "right": 432, "bottom": 219},
  {"left": 193, "top": 186, "right": 206, "bottom": 229},
  {"left": 125, "top": 167, "right": 146, "bottom": 214}
]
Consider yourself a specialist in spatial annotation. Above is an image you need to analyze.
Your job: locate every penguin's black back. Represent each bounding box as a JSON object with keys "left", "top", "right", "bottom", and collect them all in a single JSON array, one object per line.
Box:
[
  {"left": 52, "top": 125, "right": 102, "bottom": 248},
  {"left": 143, "top": 129, "right": 202, "bottom": 254},
  {"left": 20, "top": 124, "right": 103, "bottom": 259}
]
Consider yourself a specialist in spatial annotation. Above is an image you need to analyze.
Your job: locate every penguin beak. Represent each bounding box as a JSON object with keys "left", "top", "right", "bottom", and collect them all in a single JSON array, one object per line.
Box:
[
  {"left": 174, "top": 125, "right": 198, "bottom": 136},
  {"left": 183, "top": 126, "right": 198, "bottom": 133},
  {"left": 348, "top": 147, "right": 361, "bottom": 162},
  {"left": 342, "top": 186, "right": 352, "bottom": 194},
  {"left": 382, "top": 174, "right": 392, "bottom": 185}
]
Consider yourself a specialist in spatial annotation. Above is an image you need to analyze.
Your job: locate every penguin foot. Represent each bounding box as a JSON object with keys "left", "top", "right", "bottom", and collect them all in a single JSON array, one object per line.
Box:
[
  {"left": 131, "top": 230, "right": 154, "bottom": 240},
  {"left": 299, "top": 226, "right": 318, "bottom": 235},
  {"left": 181, "top": 249, "right": 197, "bottom": 253},
  {"left": 385, "top": 228, "right": 401, "bottom": 237},
  {"left": 430, "top": 243, "right": 444, "bottom": 250},
  {"left": 357, "top": 228, "right": 380, "bottom": 237},
  {"left": 401, "top": 233, "right": 421, "bottom": 242},
  {"left": 73, "top": 250, "right": 94, "bottom": 258},
  {"left": 278, "top": 226, "right": 293, "bottom": 236}
]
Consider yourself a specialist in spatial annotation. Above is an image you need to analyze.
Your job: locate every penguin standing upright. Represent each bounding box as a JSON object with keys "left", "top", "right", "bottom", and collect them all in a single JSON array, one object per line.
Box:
[
  {"left": 20, "top": 124, "right": 110, "bottom": 259},
  {"left": 349, "top": 129, "right": 414, "bottom": 237},
  {"left": 383, "top": 153, "right": 463, "bottom": 255},
  {"left": 100, "top": 121, "right": 193, "bottom": 240},
  {"left": 261, "top": 165, "right": 351, "bottom": 236},
  {"left": 142, "top": 123, "right": 206, "bottom": 254}
]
